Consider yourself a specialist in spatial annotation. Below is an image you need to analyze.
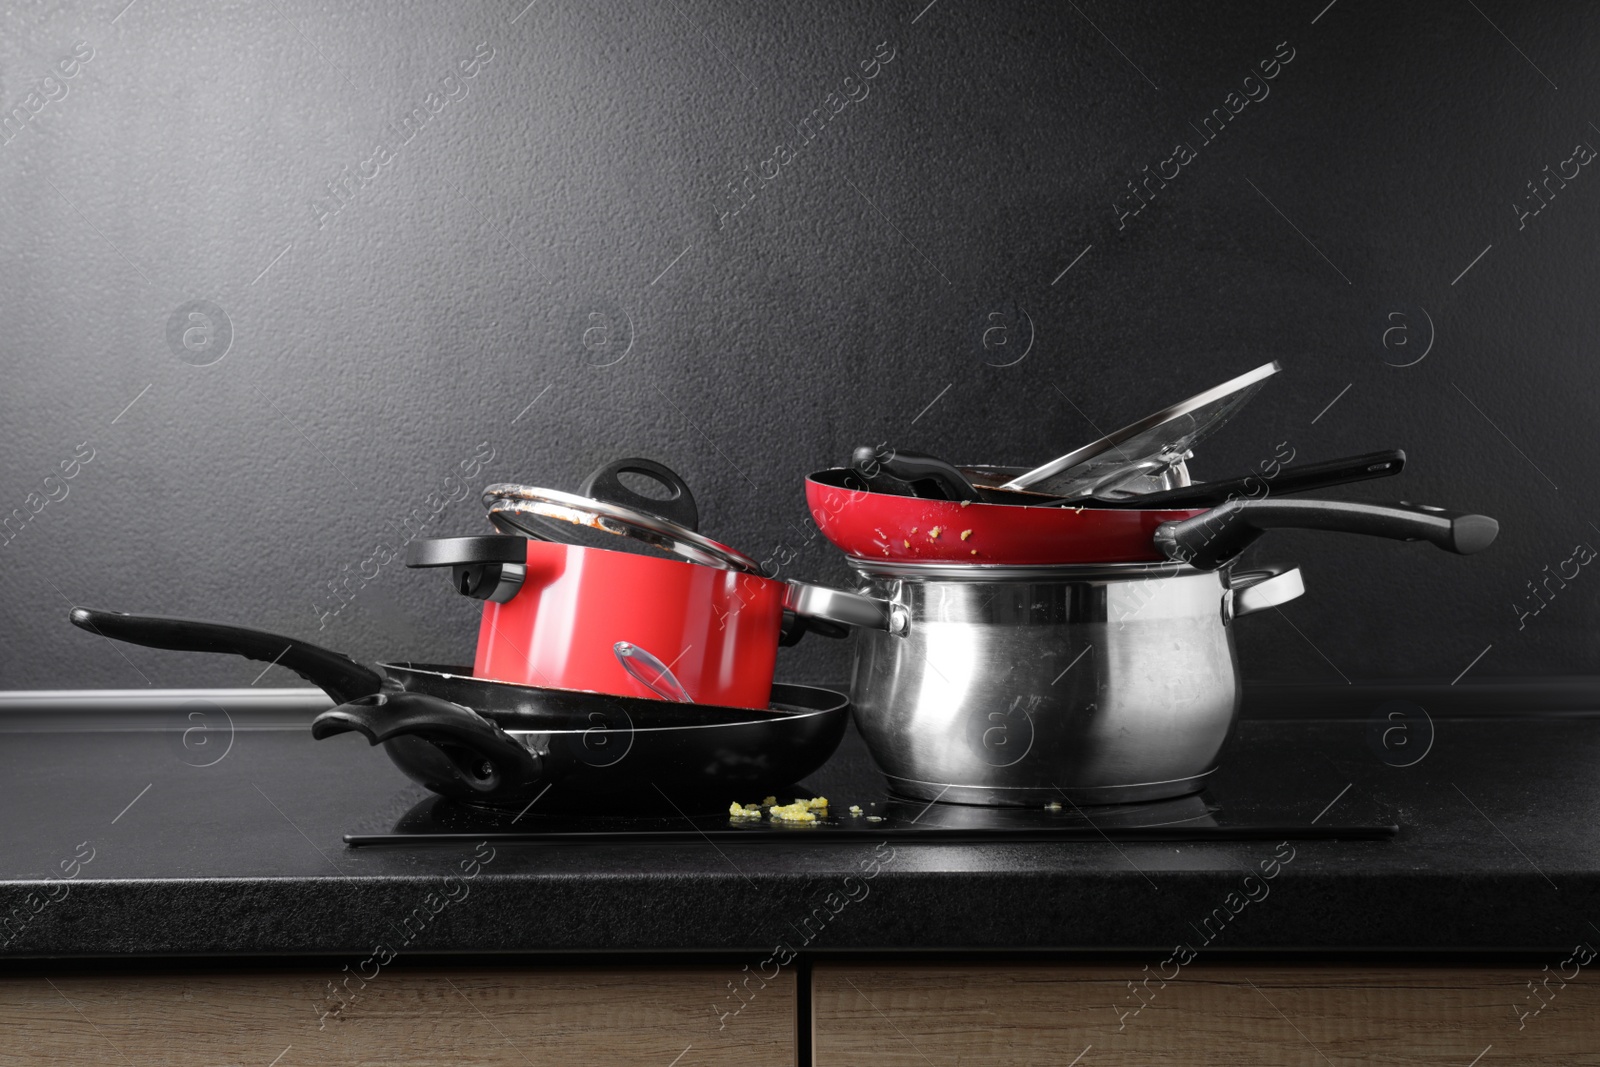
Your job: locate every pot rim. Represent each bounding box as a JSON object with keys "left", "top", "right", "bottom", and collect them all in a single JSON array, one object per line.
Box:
[{"left": 508, "top": 532, "right": 782, "bottom": 586}]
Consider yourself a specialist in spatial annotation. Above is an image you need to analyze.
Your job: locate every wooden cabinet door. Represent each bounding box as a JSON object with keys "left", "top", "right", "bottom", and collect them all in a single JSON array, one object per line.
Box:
[
  {"left": 1, "top": 965, "right": 793, "bottom": 1066},
  {"left": 813, "top": 961, "right": 1600, "bottom": 1065}
]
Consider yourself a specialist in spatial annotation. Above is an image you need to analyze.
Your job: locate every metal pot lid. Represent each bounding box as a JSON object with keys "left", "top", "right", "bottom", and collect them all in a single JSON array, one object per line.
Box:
[
  {"left": 962, "top": 460, "right": 1192, "bottom": 498},
  {"left": 482, "top": 483, "right": 764, "bottom": 574},
  {"left": 1000, "top": 361, "right": 1281, "bottom": 497}
]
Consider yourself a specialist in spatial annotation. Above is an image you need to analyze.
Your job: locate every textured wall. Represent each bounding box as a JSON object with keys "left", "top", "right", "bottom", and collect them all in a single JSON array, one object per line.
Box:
[{"left": 1, "top": 0, "right": 1594, "bottom": 690}]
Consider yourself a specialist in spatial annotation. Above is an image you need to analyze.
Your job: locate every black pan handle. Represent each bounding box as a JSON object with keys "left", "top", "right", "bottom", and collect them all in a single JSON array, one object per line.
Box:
[
  {"left": 846, "top": 445, "right": 913, "bottom": 497},
  {"left": 406, "top": 535, "right": 527, "bottom": 603},
  {"left": 580, "top": 457, "right": 699, "bottom": 531},
  {"left": 853, "top": 446, "right": 985, "bottom": 503},
  {"left": 69, "top": 608, "right": 382, "bottom": 704},
  {"left": 312, "top": 691, "right": 543, "bottom": 801},
  {"left": 1101, "top": 449, "right": 1406, "bottom": 509},
  {"left": 1154, "top": 499, "right": 1500, "bottom": 570}
]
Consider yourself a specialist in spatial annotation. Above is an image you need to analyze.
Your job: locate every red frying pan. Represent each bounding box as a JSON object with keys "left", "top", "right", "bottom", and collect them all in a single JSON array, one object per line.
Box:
[
  {"left": 806, "top": 468, "right": 1204, "bottom": 564},
  {"left": 805, "top": 449, "right": 1490, "bottom": 566}
]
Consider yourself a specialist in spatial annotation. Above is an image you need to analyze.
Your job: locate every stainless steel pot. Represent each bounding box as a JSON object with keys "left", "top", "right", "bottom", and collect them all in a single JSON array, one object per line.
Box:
[
  {"left": 785, "top": 494, "right": 1498, "bottom": 807},
  {"left": 828, "top": 559, "right": 1303, "bottom": 805}
]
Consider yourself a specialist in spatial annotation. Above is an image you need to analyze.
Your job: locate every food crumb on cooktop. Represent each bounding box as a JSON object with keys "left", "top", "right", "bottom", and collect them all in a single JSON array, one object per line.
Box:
[
  {"left": 766, "top": 796, "right": 829, "bottom": 823},
  {"left": 866, "top": 815, "right": 884, "bottom": 822},
  {"left": 730, "top": 796, "right": 833, "bottom": 824},
  {"left": 1044, "top": 801, "right": 1063, "bottom": 811},
  {"left": 848, "top": 805, "right": 863, "bottom": 816},
  {"left": 768, "top": 801, "right": 816, "bottom": 823}
]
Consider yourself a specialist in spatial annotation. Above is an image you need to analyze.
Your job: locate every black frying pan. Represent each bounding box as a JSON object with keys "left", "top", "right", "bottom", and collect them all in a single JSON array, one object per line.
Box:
[
  {"left": 68, "top": 609, "right": 849, "bottom": 807},
  {"left": 853, "top": 446, "right": 1407, "bottom": 508}
]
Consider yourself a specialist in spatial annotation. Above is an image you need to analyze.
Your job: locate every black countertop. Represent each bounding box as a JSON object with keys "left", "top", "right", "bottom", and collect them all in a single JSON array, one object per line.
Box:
[{"left": 4, "top": 690, "right": 1600, "bottom": 959}]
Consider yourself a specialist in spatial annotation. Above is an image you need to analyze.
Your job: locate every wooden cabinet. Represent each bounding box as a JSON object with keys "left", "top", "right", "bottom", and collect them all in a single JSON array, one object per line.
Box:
[
  {"left": 13, "top": 960, "right": 1600, "bottom": 1065},
  {"left": 813, "top": 962, "right": 1600, "bottom": 1065},
  {"left": 0, "top": 966, "right": 793, "bottom": 1067}
]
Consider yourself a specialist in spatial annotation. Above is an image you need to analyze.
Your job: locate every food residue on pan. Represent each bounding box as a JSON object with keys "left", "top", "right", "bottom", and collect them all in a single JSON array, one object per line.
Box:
[
  {"left": 866, "top": 815, "right": 884, "bottom": 822},
  {"left": 729, "top": 802, "right": 762, "bottom": 819},
  {"left": 959, "top": 500, "right": 970, "bottom": 508},
  {"left": 928, "top": 526, "right": 942, "bottom": 539},
  {"left": 1045, "top": 801, "right": 1063, "bottom": 811},
  {"left": 848, "top": 805, "right": 863, "bottom": 816},
  {"left": 903, "top": 539, "right": 910, "bottom": 548},
  {"left": 960, "top": 529, "right": 973, "bottom": 540}
]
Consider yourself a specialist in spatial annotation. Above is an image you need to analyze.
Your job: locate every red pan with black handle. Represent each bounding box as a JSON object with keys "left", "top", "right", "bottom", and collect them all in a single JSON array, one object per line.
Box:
[{"left": 805, "top": 465, "right": 1495, "bottom": 566}]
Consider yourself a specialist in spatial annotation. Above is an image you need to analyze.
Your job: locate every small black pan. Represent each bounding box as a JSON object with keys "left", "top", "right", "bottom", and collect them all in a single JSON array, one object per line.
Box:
[
  {"left": 68, "top": 609, "right": 849, "bottom": 807},
  {"left": 852, "top": 446, "right": 1406, "bottom": 509}
]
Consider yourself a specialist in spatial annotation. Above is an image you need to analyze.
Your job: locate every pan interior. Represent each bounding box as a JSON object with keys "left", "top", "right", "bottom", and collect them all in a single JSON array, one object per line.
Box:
[{"left": 380, "top": 663, "right": 848, "bottom": 732}]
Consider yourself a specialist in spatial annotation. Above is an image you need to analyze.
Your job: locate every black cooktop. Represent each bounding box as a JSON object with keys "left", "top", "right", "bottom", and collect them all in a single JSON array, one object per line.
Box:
[{"left": 342, "top": 725, "right": 1398, "bottom": 846}]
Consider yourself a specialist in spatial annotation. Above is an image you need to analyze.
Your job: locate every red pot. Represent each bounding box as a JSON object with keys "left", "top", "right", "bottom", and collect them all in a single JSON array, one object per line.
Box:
[
  {"left": 409, "top": 462, "right": 902, "bottom": 710},
  {"left": 805, "top": 468, "right": 1208, "bottom": 565},
  {"left": 472, "top": 538, "right": 786, "bottom": 710}
]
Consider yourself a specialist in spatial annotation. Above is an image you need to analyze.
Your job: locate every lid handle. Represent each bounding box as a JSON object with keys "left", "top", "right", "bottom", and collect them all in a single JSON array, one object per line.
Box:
[{"left": 581, "top": 458, "right": 700, "bottom": 532}]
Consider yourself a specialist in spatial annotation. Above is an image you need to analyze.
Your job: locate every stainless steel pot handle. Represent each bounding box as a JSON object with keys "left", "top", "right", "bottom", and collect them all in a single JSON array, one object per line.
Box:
[
  {"left": 784, "top": 582, "right": 908, "bottom": 635},
  {"left": 1229, "top": 565, "right": 1305, "bottom": 617}
]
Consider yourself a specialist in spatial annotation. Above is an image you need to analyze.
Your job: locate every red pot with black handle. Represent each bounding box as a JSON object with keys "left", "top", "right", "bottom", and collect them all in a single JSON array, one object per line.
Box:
[{"left": 408, "top": 459, "right": 896, "bottom": 710}]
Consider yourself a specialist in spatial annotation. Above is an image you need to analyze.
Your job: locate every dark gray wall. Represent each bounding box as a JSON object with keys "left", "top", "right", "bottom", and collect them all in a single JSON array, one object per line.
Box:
[{"left": 1, "top": 0, "right": 1594, "bottom": 690}]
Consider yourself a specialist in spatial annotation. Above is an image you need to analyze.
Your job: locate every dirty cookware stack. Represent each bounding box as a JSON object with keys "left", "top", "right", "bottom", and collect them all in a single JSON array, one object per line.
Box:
[
  {"left": 804, "top": 362, "right": 1500, "bottom": 804},
  {"left": 67, "top": 363, "right": 1502, "bottom": 812}
]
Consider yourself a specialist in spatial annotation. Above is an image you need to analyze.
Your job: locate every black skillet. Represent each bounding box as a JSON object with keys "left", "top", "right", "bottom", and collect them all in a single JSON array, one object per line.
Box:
[
  {"left": 68, "top": 608, "right": 849, "bottom": 807},
  {"left": 852, "top": 445, "right": 1407, "bottom": 508}
]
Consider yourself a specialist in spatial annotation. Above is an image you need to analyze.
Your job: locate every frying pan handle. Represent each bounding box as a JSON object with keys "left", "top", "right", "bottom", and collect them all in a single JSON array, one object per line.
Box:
[
  {"left": 1154, "top": 499, "right": 1500, "bottom": 570},
  {"left": 1106, "top": 449, "right": 1406, "bottom": 508},
  {"left": 312, "top": 691, "right": 543, "bottom": 801},
  {"left": 854, "top": 447, "right": 985, "bottom": 503},
  {"left": 784, "top": 582, "right": 908, "bottom": 635},
  {"left": 581, "top": 457, "right": 700, "bottom": 532},
  {"left": 846, "top": 445, "right": 905, "bottom": 496},
  {"left": 406, "top": 535, "right": 527, "bottom": 603},
  {"left": 68, "top": 608, "right": 383, "bottom": 704}
]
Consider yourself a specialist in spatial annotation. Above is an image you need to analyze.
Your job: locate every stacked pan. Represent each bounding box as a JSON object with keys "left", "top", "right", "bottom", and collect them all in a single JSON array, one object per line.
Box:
[
  {"left": 801, "top": 363, "right": 1499, "bottom": 804},
  {"left": 69, "top": 459, "right": 893, "bottom": 807}
]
